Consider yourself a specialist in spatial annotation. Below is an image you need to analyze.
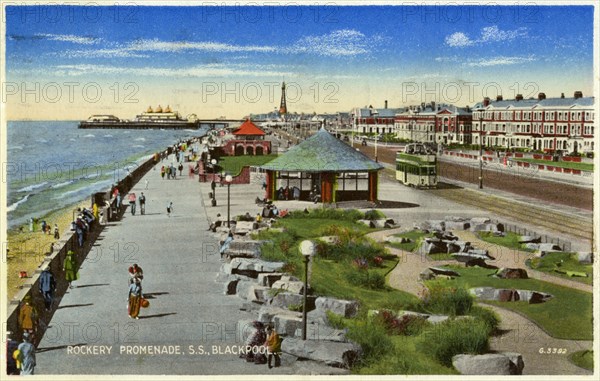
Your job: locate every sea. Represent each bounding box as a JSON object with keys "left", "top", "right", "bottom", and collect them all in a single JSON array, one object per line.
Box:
[{"left": 5, "top": 121, "right": 209, "bottom": 228}]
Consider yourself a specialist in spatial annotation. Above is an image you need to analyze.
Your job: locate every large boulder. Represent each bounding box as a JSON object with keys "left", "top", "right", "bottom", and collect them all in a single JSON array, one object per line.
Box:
[
  {"left": 495, "top": 268, "right": 528, "bottom": 279},
  {"left": 445, "top": 221, "right": 470, "bottom": 230},
  {"left": 258, "top": 306, "right": 300, "bottom": 324},
  {"left": 294, "top": 323, "right": 348, "bottom": 342},
  {"left": 270, "top": 292, "right": 316, "bottom": 311},
  {"left": 233, "top": 221, "right": 255, "bottom": 235},
  {"left": 452, "top": 352, "right": 524, "bottom": 375},
  {"left": 423, "top": 241, "right": 447, "bottom": 254},
  {"left": 257, "top": 272, "right": 284, "bottom": 287},
  {"left": 274, "top": 314, "right": 303, "bottom": 337},
  {"left": 315, "top": 297, "right": 359, "bottom": 318},
  {"left": 577, "top": 252, "right": 594, "bottom": 264},
  {"left": 385, "top": 236, "right": 411, "bottom": 244},
  {"left": 229, "top": 258, "right": 285, "bottom": 278},
  {"left": 272, "top": 279, "right": 305, "bottom": 294},
  {"left": 538, "top": 243, "right": 562, "bottom": 254},
  {"left": 235, "top": 280, "right": 270, "bottom": 303},
  {"left": 222, "top": 240, "right": 265, "bottom": 259},
  {"left": 519, "top": 235, "right": 541, "bottom": 244},
  {"left": 281, "top": 338, "right": 361, "bottom": 368}
]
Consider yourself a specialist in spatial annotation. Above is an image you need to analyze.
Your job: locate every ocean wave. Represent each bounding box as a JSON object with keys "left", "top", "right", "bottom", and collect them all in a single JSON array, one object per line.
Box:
[
  {"left": 36, "top": 139, "right": 48, "bottom": 143},
  {"left": 69, "top": 138, "right": 77, "bottom": 141},
  {"left": 132, "top": 145, "right": 145, "bottom": 148},
  {"left": 7, "top": 194, "right": 30, "bottom": 212},
  {"left": 135, "top": 137, "right": 146, "bottom": 141},
  {"left": 16, "top": 181, "right": 49, "bottom": 193},
  {"left": 103, "top": 134, "right": 113, "bottom": 138},
  {"left": 8, "top": 145, "right": 24, "bottom": 150},
  {"left": 123, "top": 131, "right": 130, "bottom": 134},
  {"left": 83, "top": 134, "right": 95, "bottom": 138},
  {"left": 55, "top": 179, "right": 113, "bottom": 199},
  {"left": 51, "top": 180, "right": 74, "bottom": 189}
]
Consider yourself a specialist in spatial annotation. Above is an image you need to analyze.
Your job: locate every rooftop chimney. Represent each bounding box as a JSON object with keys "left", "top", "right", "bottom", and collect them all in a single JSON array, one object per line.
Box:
[
  {"left": 483, "top": 97, "right": 490, "bottom": 107},
  {"left": 431, "top": 101, "right": 436, "bottom": 111},
  {"left": 538, "top": 92, "right": 546, "bottom": 100},
  {"left": 515, "top": 94, "right": 523, "bottom": 101},
  {"left": 384, "top": 100, "right": 388, "bottom": 109},
  {"left": 574, "top": 91, "right": 583, "bottom": 99},
  {"left": 496, "top": 95, "right": 503, "bottom": 101},
  {"left": 561, "top": 93, "right": 565, "bottom": 99}
]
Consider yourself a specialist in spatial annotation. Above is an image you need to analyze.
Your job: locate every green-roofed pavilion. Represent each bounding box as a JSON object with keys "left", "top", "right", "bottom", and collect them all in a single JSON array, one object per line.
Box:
[{"left": 260, "top": 128, "right": 384, "bottom": 203}]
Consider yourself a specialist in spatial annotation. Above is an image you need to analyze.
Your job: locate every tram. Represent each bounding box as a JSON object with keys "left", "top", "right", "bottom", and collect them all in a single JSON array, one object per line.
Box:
[{"left": 395, "top": 143, "right": 437, "bottom": 188}]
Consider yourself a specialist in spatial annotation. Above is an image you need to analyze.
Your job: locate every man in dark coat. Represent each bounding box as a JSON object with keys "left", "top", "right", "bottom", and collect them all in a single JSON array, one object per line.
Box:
[{"left": 39, "top": 266, "right": 56, "bottom": 311}]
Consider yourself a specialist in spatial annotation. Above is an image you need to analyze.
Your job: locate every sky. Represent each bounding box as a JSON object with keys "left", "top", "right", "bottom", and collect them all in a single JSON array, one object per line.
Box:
[{"left": 3, "top": 3, "right": 596, "bottom": 120}]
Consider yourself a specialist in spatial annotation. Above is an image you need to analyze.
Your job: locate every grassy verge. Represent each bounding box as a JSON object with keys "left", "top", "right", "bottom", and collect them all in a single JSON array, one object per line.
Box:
[
  {"left": 387, "top": 230, "right": 431, "bottom": 252},
  {"left": 217, "top": 154, "right": 278, "bottom": 176},
  {"left": 255, "top": 210, "right": 503, "bottom": 374},
  {"left": 527, "top": 252, "right": 593, "bottom": 285},
  {"left": 429, "top": 265, "right": 592, "bottom": 340},
  {"left": 7, "top": 200, "right": 88, "bottom": 300},
  {"left": 478, "top": 231, "right": 535, "bottom": 252},
  {"left": 514, "top": 158, "right": 593, "bottom": 171},
  {"left": 569, "top": 350, "right": 594, "bottom": 371}
]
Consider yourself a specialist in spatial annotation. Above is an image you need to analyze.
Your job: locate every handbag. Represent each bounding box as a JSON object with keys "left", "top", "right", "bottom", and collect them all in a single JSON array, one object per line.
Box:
[{"left": 141, "top": 298, "right": 150, "bottom": 308}]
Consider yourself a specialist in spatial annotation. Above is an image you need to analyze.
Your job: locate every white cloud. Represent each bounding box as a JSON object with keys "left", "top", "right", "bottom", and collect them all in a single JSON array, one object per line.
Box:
[
  {"left": 289, "top": 29, "right": 382, "bottom": 57},
  {"left": 52, "top": 63, "right": 293, "bottom": 78},
  {"left": 126, "top": 39, "right": 277, "bottom": 53},
  {"left": 60, "top": 49, "right": 149, "bottom": 59},
  {"left": 36, "top": 33, "right": 99, "bottom": 45},
  {"left": 466, "top": 55, "right": 536, "bottom": 67},
  {"left": 445, "top": 25, "right": 528, "bottom": 48},
  {"left": 445, "top": 32, "right": 474, "bottom": 47}
]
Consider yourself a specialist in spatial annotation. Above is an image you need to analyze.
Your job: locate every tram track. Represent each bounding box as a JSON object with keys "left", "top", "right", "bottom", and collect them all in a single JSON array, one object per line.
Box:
[
  {"left": 358, "top": 143, "right": 593, "bottom": 242},
  {"left": 430, "top": 187, "right": 593, "bottom": 242}
]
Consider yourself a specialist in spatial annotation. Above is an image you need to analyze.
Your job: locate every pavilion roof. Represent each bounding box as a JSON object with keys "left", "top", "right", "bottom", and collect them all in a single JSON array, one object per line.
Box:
[
  {"left": 233, "top": 119, "right": 266, "bottom": 136},
  {"left": 260, "top": 128, "right": 384, "bottom": 172}
]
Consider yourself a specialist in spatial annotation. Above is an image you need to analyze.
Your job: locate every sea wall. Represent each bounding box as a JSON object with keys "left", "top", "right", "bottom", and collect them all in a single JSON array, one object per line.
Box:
[{"left": 5, "top": 138, "right": 197, "bottom": 344}]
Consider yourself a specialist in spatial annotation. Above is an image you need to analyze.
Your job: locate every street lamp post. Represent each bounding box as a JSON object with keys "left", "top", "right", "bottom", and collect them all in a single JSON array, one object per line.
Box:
[
  {"left": 299, "top": 240, "right": 316, "bottom": 340},
  {"left": 225, "top": 174, "right": 233, "bottom": 227},
  {"left": 374, "top": 133, "right": 378, "bottom": 162}
]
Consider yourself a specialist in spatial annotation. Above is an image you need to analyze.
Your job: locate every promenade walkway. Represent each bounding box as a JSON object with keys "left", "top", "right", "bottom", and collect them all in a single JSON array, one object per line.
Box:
[{"left": 34, "top": 155, "right": 298, "bottom": 375}]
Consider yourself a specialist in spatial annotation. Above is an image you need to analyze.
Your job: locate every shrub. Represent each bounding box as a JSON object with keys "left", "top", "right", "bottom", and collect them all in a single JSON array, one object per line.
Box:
[
  {"left": 347, "top": 269, "right": 386, "bottom": 290},
  {"left": 364, "top": 209, "right": 386, "bottom": 220},
  {"left": 421, "top": 283, "right": 473, "bottom": 316},
  {"left": 288, "top": 208, "right": 363, "bottom": 221},
  {"left": 378, "top": 310, "right": 429, "bottom": 336},
  {"left": 346, "top": 319, "right": 395, "bottom": 362},
  {"left": 470, "top": 306, "right": 500, "bottom": 334},
  {"left": 418, "top": 318, "right": 490, "bottom": 366}
]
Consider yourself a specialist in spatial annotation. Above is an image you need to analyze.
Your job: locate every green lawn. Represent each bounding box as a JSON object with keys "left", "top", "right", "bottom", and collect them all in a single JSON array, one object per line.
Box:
[
  {"left": 569, "top": 350, "right": 594, "bottom": 371},
  {"left": 514, "top": 158, "right": 593, "bottom": 171},
  {"left": 217, "top": 154, "right": 278, "bottom": 176},
  {"left": 527, "top": 252, "right": 593, "bottom": 285},
  {"left": 429, "top": 265, "right": 593, "bottom": 340},
  {"left": 478, "top": 231, "right": 535, "bottom": 252}
]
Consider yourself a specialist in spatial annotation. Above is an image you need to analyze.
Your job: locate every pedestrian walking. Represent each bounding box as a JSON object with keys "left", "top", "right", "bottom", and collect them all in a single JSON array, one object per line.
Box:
[
  {"left": 38, "top": 266, "right": 56, "bottom": 311},
  {"left": 6, "top": 331, "right": 20, "bottom": 375},
  {"left": 63, "top": 250, "right": 78, "bottom": 289},
  {"left": 128, "top": 192, "right": 137, "bottom": 215},
  {"left": 161, "top": 165, "right": 165, "bottom": 179},
  {"left": 139, "top": 192, "right": 146, "bottom": 215},
  {"left": 145, "top": 179, "right": 149, "bottom": 189},
  {"left": 178, "top": 163, "right": 183, "bottom": 176},
  {"left": 29, "top": 217, "right": 34, "bottom": 232},
  {"left": 128, "top": 277, "right": 142, "bottom": 319},
  {"left": 18, "top": 296, "right": 38, "bottom": 339},
  {"left": 53, "top": 224, "right": 60, "bottom": 239},
  {"left": 240, "top": 321, "right": 267, "bottom": 364},
  {"left": 16, "top": 332, "right": 36, "bottom": 375},
  {"left": 265, "top": 324, "right": 281, "bottom": 369},
  {"left": 166, "top": 201, "right": 173, "bottom": 217}
]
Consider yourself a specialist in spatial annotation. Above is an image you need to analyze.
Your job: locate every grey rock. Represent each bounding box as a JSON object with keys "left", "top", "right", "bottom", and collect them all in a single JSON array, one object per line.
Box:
[
  {"left": 270, "top": 292, "right": 316, "bottom": 311},
  {"left": 315, "top": 297, "right": 359, "bottom": 318},
  {"left": 281, "top": 338, "right": 361, "bottom": 368},
  {"left": 257, "top": 272, "right": 284, "bottom": 287},
  {"left": 274, "top": 314, "right": 303, "bottom": 336},
  {"left": 445, "top": 221, "right": 470, "bottom": 230},
  {"left": 519, "top": 235, "right": 541, "bottom": 244},
  {"left": 452, "top": 353, "right": 524, "bottom": 375},
  {"left": 294, "top": 324, "right": 348, "bottom": 342},
  {"left": 470, "top": 217, "right": 491, "bottom": 225},
  {"left": 233, "top": 221, "right": 255, "bottom": 235},
  {"left": 229, "top": 258, "right": 285, "bottom": 277},
  {"left": 224, "top": 278, "right": 240, "bottom": 295},
  {"left": 577, "top": 252, "right": 593, "bottom": 264},
  {"left": 538, "top": 243, "right": 562, "bottom": 253},
  {"left": 495, "top": 268, "right": 528, "bottom": 279},
  {"left": 271, "top": 280, "right": 305, "bottom": 294}
]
